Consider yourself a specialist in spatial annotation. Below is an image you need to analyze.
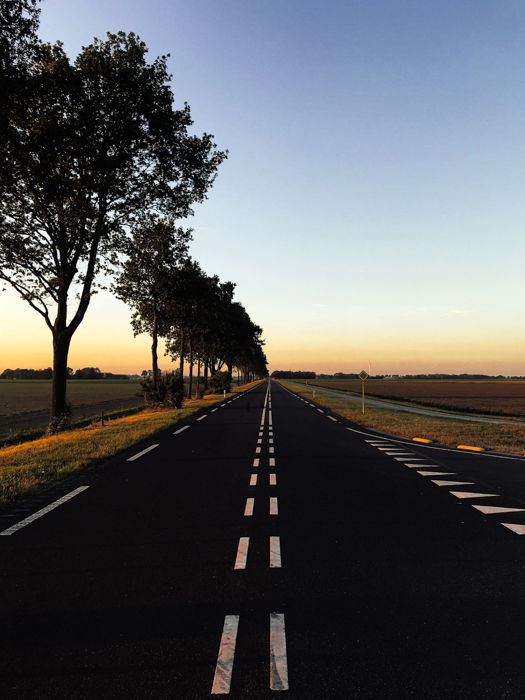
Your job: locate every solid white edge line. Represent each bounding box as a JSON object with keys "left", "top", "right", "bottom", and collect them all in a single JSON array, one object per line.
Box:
[
  {"left": 127, "top": 443, "right": 159, "bottom": 461},
  {"left": 211, "top": 615, "right": 240, "bottom": 694},
  {"left": 174, "top": 425, "right": 190, "bottom": 435},
  {"left": 234, "top": 537, "right": 250, "bottom": 569},
  {"left": 0, "top": 486, "right": 90, "bottom": 536},
  {"left": 270, "top": 613, "right": 289, "bottom": 691},
  {"left": 270, "top": 536, "right": 282, "bottom": 568}
]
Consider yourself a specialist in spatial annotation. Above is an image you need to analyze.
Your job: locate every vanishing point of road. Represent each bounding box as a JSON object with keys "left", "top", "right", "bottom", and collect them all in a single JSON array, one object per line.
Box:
[{"left": 2, "top": 380, "right": 525, "bottom": 697}]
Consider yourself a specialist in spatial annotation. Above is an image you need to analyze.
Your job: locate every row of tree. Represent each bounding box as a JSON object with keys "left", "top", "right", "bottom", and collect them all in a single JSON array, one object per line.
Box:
[
  {"left": 271, "top": 371, "right": 316, "bottom": 379},
  {"left": 0, "top": 1, "right": 267, "bottom": 427},
  {"left": 117, "top": 218, "right": 268, "bottom": 399}
]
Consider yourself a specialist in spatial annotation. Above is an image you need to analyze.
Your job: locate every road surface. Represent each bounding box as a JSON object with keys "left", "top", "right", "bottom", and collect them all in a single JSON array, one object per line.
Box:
[{"left": 2, "top": 379, "right": 525, "bottom": 697}]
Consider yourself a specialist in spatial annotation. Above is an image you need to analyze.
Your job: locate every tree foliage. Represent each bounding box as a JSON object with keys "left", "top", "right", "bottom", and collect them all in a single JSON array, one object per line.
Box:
[{"left": 0, "top": 30, "right": 226, "bottom": 425}]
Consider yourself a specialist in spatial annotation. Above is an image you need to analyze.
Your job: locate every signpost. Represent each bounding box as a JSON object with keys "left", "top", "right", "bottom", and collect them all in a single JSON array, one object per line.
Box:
[{"left": 359, "top": 369, "right": 369, "bottom": 413}]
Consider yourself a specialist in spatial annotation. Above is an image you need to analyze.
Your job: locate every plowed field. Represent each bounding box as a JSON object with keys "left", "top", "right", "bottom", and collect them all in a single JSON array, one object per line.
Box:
[{"left": 301, "top": 379, "right": 525, "bottom": 417}]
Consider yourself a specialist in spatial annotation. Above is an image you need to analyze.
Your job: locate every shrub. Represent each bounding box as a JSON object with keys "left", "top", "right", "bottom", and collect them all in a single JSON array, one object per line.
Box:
[
  {"left": 141, "top": 370, "right": 184, "bottom": 408},
  {"left": 208, "top": 371, "right": 231, "bottom": 394}
]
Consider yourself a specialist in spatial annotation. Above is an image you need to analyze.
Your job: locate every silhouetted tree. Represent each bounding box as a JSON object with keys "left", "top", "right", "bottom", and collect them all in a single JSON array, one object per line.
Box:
[
  {"left": 115, "top": 217, "right": 190, "bottom": 390},
  {"left": 0, "top": 31, "right": 226, "bottom": 428}
]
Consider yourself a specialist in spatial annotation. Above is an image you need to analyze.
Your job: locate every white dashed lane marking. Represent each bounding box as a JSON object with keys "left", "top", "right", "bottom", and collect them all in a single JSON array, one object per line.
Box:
[
  {"left": 211, "top": 615, "right": 239, "bottom": 694},
  {"left": 127, "top": 444, "right": 159, "bottom": 461},
  {"left": 270, "top": 497, "right": 279, "bottom": 515},
  {"left": 197, "top": 414, "right": 208, "bottom": 421},
  {"left": 250, "top": 474, "right": 258, "bottom": 486},
  {"left": 174, "top": 425, "right": 190, "bottom": 435},
  {"left": 269, "top": 458, "right": 276, "bottom": 467},
  {"left": 328, "top": 416, "right": 337, "bottom": 422},
  {"left": 0, "top": 486, "right": 90, "bottom": 536},
  {"left": 269, "top": 613, "right": 289, "bottom": 691},
  {"left": 234, "top": 537, "right": 250, "bottom": 570},
  {"left": 270, "top": 536, "right": 282, "bottom": 568},
  {"left": 244, "top": 498, "right": 254, "bottom": 516},
  {"left": 269, "top": 473, "right": 277, "bottom": 486}
]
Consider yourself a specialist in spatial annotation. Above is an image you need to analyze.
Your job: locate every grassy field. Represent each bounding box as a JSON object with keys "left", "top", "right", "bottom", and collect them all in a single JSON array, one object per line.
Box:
[
  {"left": 294, "top": 378, "right": 525, "bottom": 417},
  {"left": 280, "top": 380, "right": 525, "bottom": 456},
  {"left": 0, "top": 380, "right": 261, "bottom": 510},
  {"left": 0, "top": 379, "right": 141, "bottom": 415}
]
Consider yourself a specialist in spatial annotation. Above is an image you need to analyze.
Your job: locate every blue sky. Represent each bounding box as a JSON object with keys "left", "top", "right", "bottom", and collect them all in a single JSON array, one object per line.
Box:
[{"left": 2, "top": 0, "right": 524, "bottom": 374}]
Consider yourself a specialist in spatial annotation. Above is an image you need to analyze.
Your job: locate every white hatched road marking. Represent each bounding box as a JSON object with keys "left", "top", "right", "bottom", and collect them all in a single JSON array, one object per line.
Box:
[
  {"left": 0, "top": 486, "right": 90, "bottom": 536},
  {"left": 270, "top": 497, "right": 278, "bottom": 515},
  {"left": 431, "top": 480, "right": 475, "bottom": 486},
  {"left": 127, "top": 444, "right": 159, "bottom": 461},
  {"left": 449, "top": 491, "right": 500, "bottom": 499},
  {"left": 250, "top": 474, "right": 258, "bottom": 486},
  {"left": 234, "top": 537, "right": 250, "bottom": 569},
  {"left": 269, "top": 613, "right": 289, "bottom": 691},
  {"left": 473, "top": 505, "right": 525, "bottom": 514},
  {"left": 270, "top": 536, "right": 282, "bottom": 568},
  {"left": 417, "top": 471, "right": 456, "bottom": 476},
  {"left": 211, "top": 615, "right": 240, "bottom": 694},
  {"left": 269, "top": 473, "right": 277, "bottom": 486},
  {"left": 502, "top": 523, "right": 525, "bottom": 535},
  {"left": 394, "top": 457, "right": 425, "bottom": 461},
  {"left": 244, "top": 498, "right": 254, "bottom": 516}
]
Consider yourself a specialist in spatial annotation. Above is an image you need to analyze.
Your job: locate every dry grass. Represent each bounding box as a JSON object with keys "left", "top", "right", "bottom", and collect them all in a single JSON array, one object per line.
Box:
[
  {"left": 0, "top": 380, "right": 261, "bottom": 509},
  {"left": 280, "top": 380, "right": 525, "bottom": 457}
]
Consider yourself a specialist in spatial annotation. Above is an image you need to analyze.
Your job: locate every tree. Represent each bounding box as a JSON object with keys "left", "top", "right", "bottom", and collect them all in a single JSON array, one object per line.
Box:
[
  {"left": 0, "top": 0, "right": 40, "bottom": 75},
  {"left": 0, "top": 32, "right": 226, "bottom": 427},
  {"left": 114, "top": 216, "right": 190, "bottom": 390}
]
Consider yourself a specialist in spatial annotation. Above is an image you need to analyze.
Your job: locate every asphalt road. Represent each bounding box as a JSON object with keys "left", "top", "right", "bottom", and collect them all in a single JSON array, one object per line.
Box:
[{"left": 3, "top": 380, "right": 525, "bottom": 698}]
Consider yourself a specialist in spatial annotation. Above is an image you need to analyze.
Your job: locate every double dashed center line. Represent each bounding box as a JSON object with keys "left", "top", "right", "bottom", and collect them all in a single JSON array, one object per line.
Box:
[{"left": 212, "top": 380, "right": 288, "bottom": 694}]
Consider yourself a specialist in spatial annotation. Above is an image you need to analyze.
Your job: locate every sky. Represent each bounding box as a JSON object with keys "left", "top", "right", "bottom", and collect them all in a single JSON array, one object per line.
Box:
[{"left": 1, "top": 0, "right": 524, "bottom": 375}]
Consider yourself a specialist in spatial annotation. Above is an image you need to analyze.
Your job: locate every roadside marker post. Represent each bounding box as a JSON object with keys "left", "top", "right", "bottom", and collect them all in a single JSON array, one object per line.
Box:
[{"left": 359, "top": 369, "right": 369, "bottom": 414}]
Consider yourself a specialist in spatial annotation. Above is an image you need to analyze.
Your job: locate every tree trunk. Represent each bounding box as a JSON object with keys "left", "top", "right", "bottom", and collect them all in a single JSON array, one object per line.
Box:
[
  {"left": 188, "top": 340, "right": 194, "bottom": 398},
  {"left": 151, "top": 312, "right": 159, "bottom": 389},
  {"left": 237, "top": 368, "right": 240, "bottom": 385},
  {"left": 196, "top": 359, "right": 201, "bottom": 397},
  {"left": 51, "top": 331, "right": 72, "bottom": 424},
  {"left": 179, "top": 331, "right": 185, "bottom": 378},
  {"left": 204, "top": 359, "right": 209, "bottom": 389}
]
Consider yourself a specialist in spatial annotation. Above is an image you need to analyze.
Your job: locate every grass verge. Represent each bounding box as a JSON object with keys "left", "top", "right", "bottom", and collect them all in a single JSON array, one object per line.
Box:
[
  {"left": 279, "top": 380, "right": 525, "bottom": 457},
  {"left": 0, "top": 381, "right": 261, "bottom": 510}
]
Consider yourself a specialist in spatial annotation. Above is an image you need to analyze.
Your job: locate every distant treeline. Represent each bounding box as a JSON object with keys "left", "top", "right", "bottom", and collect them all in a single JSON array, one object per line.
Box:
[
  {"left": 385, "top": 374, "right": 525, "bottom": 380},
  {"left": 1, "top": 367, "right": 130, "bottom": 380},
  {"left": 271, "top": 371, "right": 316, "bottom": 379}
]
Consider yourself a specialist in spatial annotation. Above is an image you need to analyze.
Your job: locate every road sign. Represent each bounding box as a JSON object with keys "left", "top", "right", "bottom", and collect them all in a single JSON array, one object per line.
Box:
[{"left": 359, "top": 370, "right": 369, "bottom": 381}]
